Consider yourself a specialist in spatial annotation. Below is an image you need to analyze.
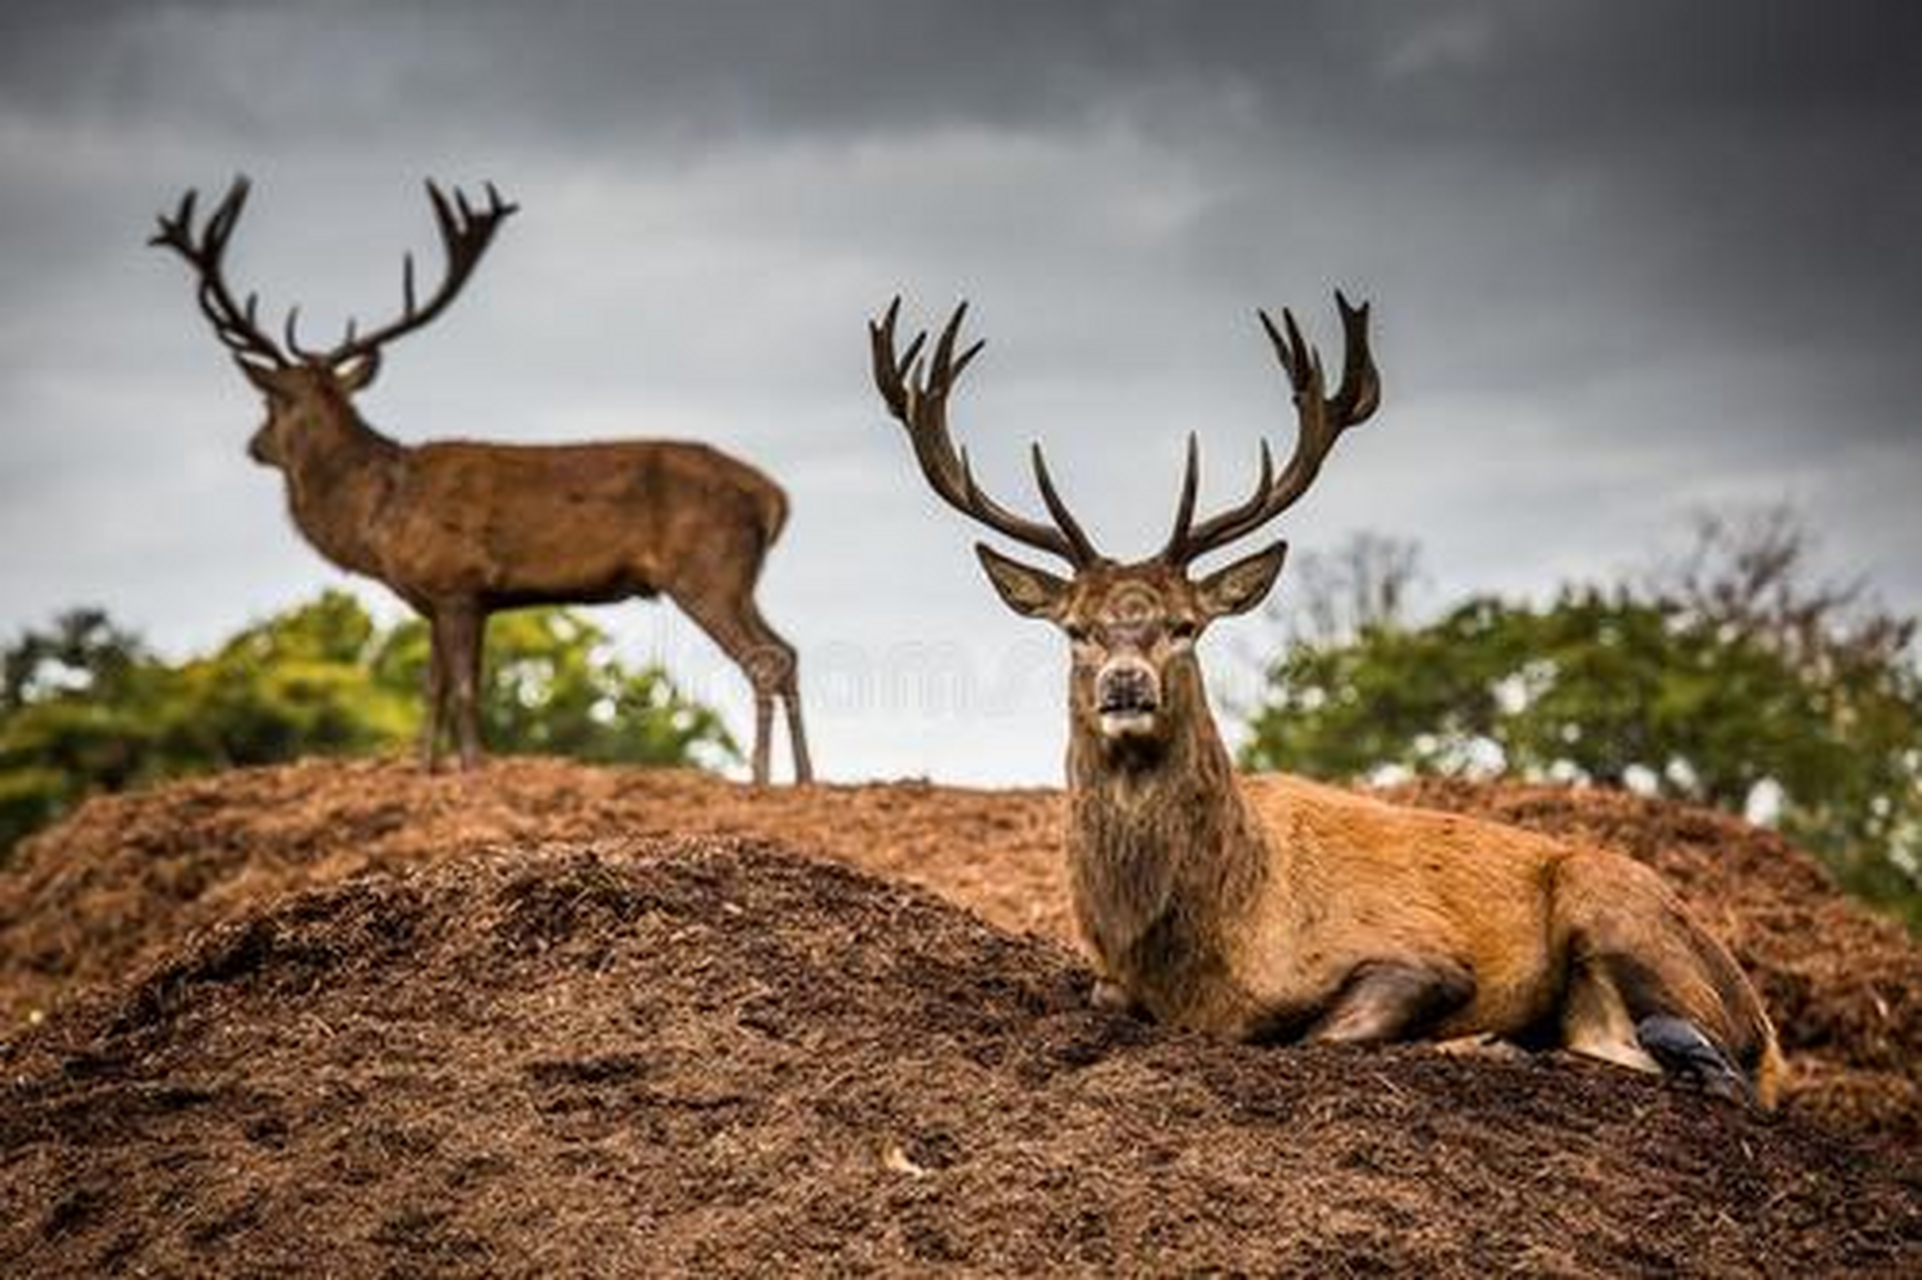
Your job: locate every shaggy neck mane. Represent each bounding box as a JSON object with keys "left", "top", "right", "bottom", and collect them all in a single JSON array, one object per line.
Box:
[
  {"left": 1065, "top": 655, "right": 1271, "bottom": 1013},
  {"left": 282, "top": 398, "right": 403, "bottom": 576}
]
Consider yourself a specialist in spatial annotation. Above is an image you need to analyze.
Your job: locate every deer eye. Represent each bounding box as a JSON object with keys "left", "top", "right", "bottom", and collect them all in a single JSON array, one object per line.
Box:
[
  {"left": 1167, "top": 618, "right": 1198, "bottom": 642},
  {"left": 1064, "top": 623, "right": 1091, "bottom": 644}
]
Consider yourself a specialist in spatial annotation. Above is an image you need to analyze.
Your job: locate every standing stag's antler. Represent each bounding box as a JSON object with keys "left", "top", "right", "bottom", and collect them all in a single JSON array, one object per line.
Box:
[
  {"left": 149, "top": 177, "right": 289, "bottom": 370},
  {"left": 151, "top": 176, "right": 517, "bottom": 373},
  {"left": 870, "top": 298, "right": 1101, "bottom": 568},
  {"left": 1161, "top": 291, "right": 1381, "bottom": 566},
  {"left": 290, "top": 180, "right": 519, "bottom": 368}
]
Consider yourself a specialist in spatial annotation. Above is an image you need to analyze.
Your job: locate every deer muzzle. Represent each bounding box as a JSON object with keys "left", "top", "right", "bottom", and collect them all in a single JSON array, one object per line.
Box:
[
  {"left": 1095, "top": 657, "right": 1161, "bottom": 737},
  {"left": 247, "top": 425, "right": 280, "bottom": 467}
]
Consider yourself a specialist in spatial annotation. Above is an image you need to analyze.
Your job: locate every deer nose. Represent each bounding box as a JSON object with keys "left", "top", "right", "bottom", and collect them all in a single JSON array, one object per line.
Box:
[{"left": 1096, "top": 662, "right": 1159, "bottom": 715}]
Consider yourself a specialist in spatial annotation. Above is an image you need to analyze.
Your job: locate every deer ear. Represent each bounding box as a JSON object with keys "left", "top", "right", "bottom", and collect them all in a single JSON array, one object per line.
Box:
[
  {"left": 975, "top": 543, "right": 1072, "bottom": 620},
  {"left": 335, "top": 350, "right": 381, "bottom": 393},
  {"left": 1195, "top": 540, "right": 1289, "bottom": 620}
]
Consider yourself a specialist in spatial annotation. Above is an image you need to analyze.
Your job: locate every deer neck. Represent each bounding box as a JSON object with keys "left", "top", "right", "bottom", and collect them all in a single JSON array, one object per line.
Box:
[
  {"left": 1064, "top": 654, "right": 1271, "bottom": 1015},
  {"left": 279, "top": 406, "right": 403, "bottom": 577}
]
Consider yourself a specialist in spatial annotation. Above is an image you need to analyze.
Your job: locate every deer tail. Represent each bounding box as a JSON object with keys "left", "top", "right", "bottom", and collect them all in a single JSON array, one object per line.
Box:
[{"left": 756, "top": 480, "right": 791, "bottom": 550}]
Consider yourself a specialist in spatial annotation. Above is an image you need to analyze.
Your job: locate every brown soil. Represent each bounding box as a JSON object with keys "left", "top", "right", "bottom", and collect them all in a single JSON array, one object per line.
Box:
[
  {"left": 0, "top": 758, "right": 1070, "bottom": 1025},
  {"left": 3, "top": 839, "right": 1916, "bottom": 1277},
  {"left": 3, "top": 758, "right": 1916, "bottom": 1144}
]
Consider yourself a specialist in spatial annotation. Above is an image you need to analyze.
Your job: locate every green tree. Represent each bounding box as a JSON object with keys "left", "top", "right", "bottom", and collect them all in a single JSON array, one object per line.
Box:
[
  {"left": 371, "top": 607, "right": 737, "bottom": 765},
  {"left": 0, "top": 592, "right": 736, "bottom": 858},
  {"left": 1239, "top": 520, "right": 1922, "bottom": 927}
]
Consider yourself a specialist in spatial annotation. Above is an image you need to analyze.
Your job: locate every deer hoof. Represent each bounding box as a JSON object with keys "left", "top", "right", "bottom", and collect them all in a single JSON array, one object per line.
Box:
[
  {"left": 1636, "top": 1015, "right": 1750, "bottom": 1104},
  {"left": 1089, "top": 978, "right": 1141, "bottom": 1015}
]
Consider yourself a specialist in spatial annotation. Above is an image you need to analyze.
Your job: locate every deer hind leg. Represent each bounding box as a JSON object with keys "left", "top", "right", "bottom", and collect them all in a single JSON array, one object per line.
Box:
[
  {"left": 677, "top": 593, "right": 788, "bottom": 785},
  {"left": 1553, "top": 855, "right": 1761, "bottom": 1103},
  {"left": 1556, "top": 956, "right": 1661, "bottom": 1075},
  {"left": 1562, "top": 947, "right": 1758, "bottom": 1099},
  {"left": 1305, "top": 959, "right": 1476, "bottom": 1045},
  {"left": 780, "top": 678, "right": 812, "bottom": 786},
  {"left": 1560, "top": 951, "right": 1754, "bottom": 1101},
  {"left": 745, "top": 601, "right": 811, "bottom": 785}
]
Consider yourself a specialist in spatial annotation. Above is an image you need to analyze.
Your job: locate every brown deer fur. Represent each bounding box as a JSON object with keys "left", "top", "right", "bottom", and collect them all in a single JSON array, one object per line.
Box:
[
  {"left": 874, "top": 297, "right": 1781, "bottom": 1106},
  {"left": 153, "top": 179, "right": 810, "bottom": 782}
]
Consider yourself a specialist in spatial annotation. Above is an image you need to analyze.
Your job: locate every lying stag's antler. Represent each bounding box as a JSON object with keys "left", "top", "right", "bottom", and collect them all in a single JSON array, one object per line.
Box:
[
  {"left": 870, "top": 298, "right": 1100, "bottom": 568},
  {"left": 1161, "top": 291, "right": 1380, "bottom": 566}
]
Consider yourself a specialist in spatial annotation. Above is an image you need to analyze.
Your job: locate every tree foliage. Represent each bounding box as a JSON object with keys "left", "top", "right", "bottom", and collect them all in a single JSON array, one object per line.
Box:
[
  {"left": 0, "top": 592, "right": 736, "bottom": 857},
  {"left": 1240, "top": 514, "right": 1922, "bottom": 927}
]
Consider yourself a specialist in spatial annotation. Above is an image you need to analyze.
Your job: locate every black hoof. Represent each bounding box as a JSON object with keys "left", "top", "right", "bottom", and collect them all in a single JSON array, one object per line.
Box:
[{"left": 1636, "top": 1015, "right": 1749, "bottom": 1103}]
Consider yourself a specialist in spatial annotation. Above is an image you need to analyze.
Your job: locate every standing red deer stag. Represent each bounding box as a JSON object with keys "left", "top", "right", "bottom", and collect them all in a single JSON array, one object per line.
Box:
[
  {"left": 870, "top": 296, "right": 1781, "bottom": 1104},
  {"left": 152, "top": 179, "right": 811, "bottom": 783}
]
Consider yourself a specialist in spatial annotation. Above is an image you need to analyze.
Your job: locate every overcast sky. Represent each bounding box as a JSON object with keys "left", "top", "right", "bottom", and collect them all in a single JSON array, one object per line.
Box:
[{"left": 2, "top": 1, "right": 1917, "bottom": 784}]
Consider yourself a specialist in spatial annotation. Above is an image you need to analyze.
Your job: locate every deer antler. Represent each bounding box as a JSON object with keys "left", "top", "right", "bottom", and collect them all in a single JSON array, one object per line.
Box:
[
  {"left": 294, "top": 180, "right": 520, "bottom": 367},
  {"left": 870, "top": 298, "right": 1100, "bottom": 568},
  {"left": 1161, "top": 291, "right": 1380, "bottom": 566},
  {"left": 149, "top": 177, "right": 289, "bottom": 370}
]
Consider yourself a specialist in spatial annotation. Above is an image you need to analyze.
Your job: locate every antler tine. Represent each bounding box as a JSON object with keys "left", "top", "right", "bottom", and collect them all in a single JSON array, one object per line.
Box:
[
  {"left": 320, "top": 178, "right": 519, "bottom": 367},
  {"left": 426, "top": 179, "right": 457, "bottom": 254},
  {"left": 927, "top": 303, "right": 981, "bottom": 390},
  {"left": 1332, "top": 289, "right": 1382, "bottom": 423},
  {"left": 285, "top": 303, "right": 336, "bottom": 363},
  {"left": 150, "top": 188, "right": 199, "bottom": 252},
  {"left": 1162, "top": 295, "right": 1379, "bottom": 566},
  {"left": 868, "top": 297, "right": 927, "bottom": 421},
  {"left": 149, "top": 176, "right": 289, "bottom": 369},
  {"left": 1161, "top": 432, "right": 1202, "bottom": 558},
  {"left": 1029, "top": 443, "right": 1098, "bottom": 564},
  {"left": 870, "top": 298, "right": 1100, "bottom": 568},
  {"left": 1163, "top": 435, "right": 1276, "bottom": 564}
]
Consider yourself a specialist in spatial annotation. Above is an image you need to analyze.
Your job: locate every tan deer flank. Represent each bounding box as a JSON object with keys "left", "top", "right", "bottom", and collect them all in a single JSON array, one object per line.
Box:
[
  {"left": 152, "top": 179, "right": 810, "bottom": 782},
  {"left": 870, "top": 296, "right": 1781, "bottom": 1105}
]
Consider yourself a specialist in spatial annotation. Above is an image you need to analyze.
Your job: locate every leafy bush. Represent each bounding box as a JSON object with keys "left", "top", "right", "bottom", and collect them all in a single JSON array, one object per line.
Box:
[
  {"left": 1240, "top": 514, "right": 1922, "bottom": 927},
  {"left": 0, "top": 593, "right": 735, "bottom": 857}
]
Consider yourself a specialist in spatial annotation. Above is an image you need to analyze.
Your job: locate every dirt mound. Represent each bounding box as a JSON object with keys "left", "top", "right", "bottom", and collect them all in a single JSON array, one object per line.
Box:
[
  {"left": 3, "top": 841, "right": 1914, "bottom": 1277},
  {"left": 0, "top": 758, "right": 1066, "bottom": 1022},
  {"left": 2, "top": 759, "right": 1916, "bottom": 1144}
]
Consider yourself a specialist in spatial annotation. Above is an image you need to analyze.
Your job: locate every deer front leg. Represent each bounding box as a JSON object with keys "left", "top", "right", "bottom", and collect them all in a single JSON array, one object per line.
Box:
[
  {"left": 1306, "top": 959, "right": 1476, "bottom": 1045},
  {"left": 439, "top": 600, "right": 486, "bottom": 770},
  {"left": 1089, "top": 976, "right": 1148, "bottom": 1017},
  {"left": 418, "top": 613, "right": 449, "bottom": 771}
]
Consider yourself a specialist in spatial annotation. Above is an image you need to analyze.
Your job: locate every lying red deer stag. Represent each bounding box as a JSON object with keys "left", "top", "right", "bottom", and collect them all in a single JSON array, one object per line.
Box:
[
  {"left": 151, "top": 178, "right": 811, "bottom": 783},
  {"left": 870, "top": 296, "right": 1781, "bottom": 1104}
]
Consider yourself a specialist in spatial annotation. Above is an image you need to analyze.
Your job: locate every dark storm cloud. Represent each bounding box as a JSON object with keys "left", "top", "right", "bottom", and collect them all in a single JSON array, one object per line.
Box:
[
  {"left": 9, "top": 1, "right": 1910, "bottom": 415},
  {"left": 9, "top": 3, "right": 1916, "bottom": 144}
]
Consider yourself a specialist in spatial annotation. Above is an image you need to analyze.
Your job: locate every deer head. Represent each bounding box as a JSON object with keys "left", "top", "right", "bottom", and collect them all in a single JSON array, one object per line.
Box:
[
  {"left": 871, "top": 295, "right": 1379, "bottom": 759},
  {"left": 150, "top": 177, "right": 517, "bottom": 469}
]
